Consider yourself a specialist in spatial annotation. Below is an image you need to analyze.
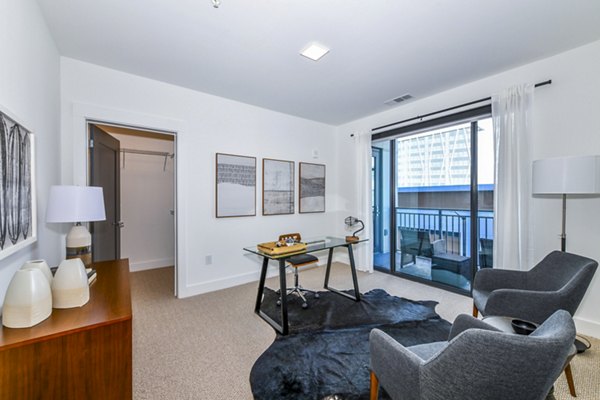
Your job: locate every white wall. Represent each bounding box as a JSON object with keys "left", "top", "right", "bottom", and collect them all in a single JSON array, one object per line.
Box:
[
  {"left": 336, "top": 40, "right": 600, "bottom": 337},
  {"left": 60, "top": 58, "right": 339, "bottom": 298},
  {"left": 110, "top": 133, "right": 175, "bottom": 272},
  {"left": 0, "top": 0, "right": 61, "bottom": 310}
]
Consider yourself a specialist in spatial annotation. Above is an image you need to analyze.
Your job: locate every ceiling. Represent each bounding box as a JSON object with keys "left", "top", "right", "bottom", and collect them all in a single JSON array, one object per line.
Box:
[{"left": 36, "top": 0, "right": 600, "bottom": 125}]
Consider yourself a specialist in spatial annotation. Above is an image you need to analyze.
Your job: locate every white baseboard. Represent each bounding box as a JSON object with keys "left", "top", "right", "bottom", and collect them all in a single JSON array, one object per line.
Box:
[
  {"left": 129, "top": 257, "right": 174, "bottom": 272},
  {"left": 179, "top": 268, "right": 279, "bottom": 298},
  {"left": 178, "top": 257, "right": 332, "bottom": 298},
  {"left": 574, "top": 316, "right": 600, "bottom": 339}
]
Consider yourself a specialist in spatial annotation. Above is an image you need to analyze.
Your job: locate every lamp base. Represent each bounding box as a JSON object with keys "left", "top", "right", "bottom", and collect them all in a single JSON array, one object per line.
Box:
[
  {"left": 66, "top": 224, "right": 93, "bottom": 267},
  {"left": 345, "top": 236, "right": 359, "bottom": 243},
  {"left": 66, "top": 246, "right": 92, "bottom": 267}
]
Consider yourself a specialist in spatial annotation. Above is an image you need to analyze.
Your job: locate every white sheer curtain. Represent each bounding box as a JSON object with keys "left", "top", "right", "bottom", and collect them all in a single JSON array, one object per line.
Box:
[
  {"left": 492, "top": 83, "right": 534, "bottom": 271},
  {"left": 353, "top": 131, "right": 373, "bottom": 272}
]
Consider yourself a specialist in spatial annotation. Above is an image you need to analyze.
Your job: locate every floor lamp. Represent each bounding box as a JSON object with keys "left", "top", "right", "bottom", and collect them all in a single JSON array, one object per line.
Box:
[
  {"left": 532, "top": 155, "right": 600, "bottom": 354},
  {"left": 532, "top": 155, "right": 600, "bottom": 251}
]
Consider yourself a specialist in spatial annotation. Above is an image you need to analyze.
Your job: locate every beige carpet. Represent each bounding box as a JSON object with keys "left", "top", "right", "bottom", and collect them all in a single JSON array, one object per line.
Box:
[{"left": 130, "top": 264, "right": 599, "bottom": 399}]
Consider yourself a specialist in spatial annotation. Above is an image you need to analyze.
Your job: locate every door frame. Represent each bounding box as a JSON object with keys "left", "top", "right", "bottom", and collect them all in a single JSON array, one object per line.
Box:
[
  {"left": 70, "top": 103, "right": 184, "bottom": 297},
  {"left": 371, "top": 146, "right": 383, "bottom": 254}
]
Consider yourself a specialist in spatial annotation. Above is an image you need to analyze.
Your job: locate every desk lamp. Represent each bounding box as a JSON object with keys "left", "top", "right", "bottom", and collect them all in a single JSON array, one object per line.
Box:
[
  {"left": 46, "top": 185, "right": 106, "bottom": 266},
  {"left": 345, "top": 216, "right": 364, "bottom": 242}
]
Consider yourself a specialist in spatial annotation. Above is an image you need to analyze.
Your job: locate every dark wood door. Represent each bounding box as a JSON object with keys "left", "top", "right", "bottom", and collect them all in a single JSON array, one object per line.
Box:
[{"left": 89, "top": 124, "right": 121, "bottom": 262}]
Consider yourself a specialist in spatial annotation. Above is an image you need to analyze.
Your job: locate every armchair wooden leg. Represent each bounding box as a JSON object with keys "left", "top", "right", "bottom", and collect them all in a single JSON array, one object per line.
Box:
[
  {"left": 472, "top": 303, "right": 478, "bottom": 317},
  {"left": 564, "top": 363, "right": 576, "bottom": 397},
  {"left": 370, "top": 371, "right": 379, "bottom": 400}
]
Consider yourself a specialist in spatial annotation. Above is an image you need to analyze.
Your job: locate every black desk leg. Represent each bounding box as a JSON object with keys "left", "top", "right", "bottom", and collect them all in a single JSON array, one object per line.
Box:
[
  {"left": 278, "top": 259, "right": 289, "bottom": 335},
  {"left": 323, "top": 248, "right": 334, "bottom": 288},
  {"left": 255, "top": 257, "right": 289, "bottom": 335},
  {"left": 324, "top": 245, "right": 361, "bottom": 302},
  {"left": 347, "top": 244, "right": 361, "bottom": 301},
  {"left": 255, "top": 256, "right": 269, "bottom": 313}
]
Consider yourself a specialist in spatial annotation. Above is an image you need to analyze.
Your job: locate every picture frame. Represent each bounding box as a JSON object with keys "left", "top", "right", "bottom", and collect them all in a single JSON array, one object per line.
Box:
[
  {"left": 262, "top": 158, "right": 294, "bottom": 216},
  {"left": 215, "top": 153, "right": 256, "bottom": 218},
  {"left": 299, "top": 162, "right": 325, "bottom": 213},
  {"left": 0, "top": 105, "right": 37, "bottom": 260}
]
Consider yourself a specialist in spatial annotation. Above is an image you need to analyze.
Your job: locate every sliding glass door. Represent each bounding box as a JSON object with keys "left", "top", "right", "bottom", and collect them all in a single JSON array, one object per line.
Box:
[
  {"left": 373, "top": 110, "right": 494, "bottom": 294},
  {"left": 372, "top": 141, "right": 391, "bottom": 270}
]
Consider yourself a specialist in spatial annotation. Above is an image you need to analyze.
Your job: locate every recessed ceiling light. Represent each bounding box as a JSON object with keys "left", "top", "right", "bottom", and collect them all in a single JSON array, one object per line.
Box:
[{"left": 300, "top": 43, "right": 330, "bottom": 61}]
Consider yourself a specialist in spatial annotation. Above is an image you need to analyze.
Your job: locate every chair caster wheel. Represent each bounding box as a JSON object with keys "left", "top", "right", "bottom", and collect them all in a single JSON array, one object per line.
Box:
[
  {"left": 276, "top": 300, "right": 281, "bottom": 306},
  {"left": 314, "top": 293, "right": 320, "bottom": 299},
  {"left": 302, "top": 303, "right": 308, "bottom": 309}
]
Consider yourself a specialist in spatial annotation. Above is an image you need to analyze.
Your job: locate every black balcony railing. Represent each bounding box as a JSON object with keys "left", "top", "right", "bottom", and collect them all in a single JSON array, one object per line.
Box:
[{"left": 396, "top": 208, "right": 493, "bottom": 257}]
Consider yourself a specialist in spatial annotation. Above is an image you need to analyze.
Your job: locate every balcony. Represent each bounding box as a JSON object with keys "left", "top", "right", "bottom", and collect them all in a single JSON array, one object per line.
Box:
[{"left": 373, "top": 207, "right": 494, "bottom": 292}]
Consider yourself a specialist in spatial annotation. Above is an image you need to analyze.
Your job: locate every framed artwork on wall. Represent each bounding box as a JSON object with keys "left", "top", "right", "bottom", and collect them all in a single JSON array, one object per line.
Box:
[
  {"left": 215, "top": 153, "right": 256, "bottom": 218},
  {"left": 262, "top": 158, "right": 294, "bottom": 216},
  {"left": 0, "top": 106, "right": 37, "bottom": 260},
  {"left": 299, "top": 162, "right": 325, "bottom": 213}
]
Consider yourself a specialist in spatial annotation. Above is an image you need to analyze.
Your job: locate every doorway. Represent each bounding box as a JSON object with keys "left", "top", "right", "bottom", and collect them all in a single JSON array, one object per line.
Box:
[{"left": 88, "top": 122, "right": 177, "bottom": 294}]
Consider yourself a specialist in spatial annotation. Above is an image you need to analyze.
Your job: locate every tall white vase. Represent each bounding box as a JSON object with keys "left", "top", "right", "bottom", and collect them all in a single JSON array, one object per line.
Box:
[
  {"left": 52, "top": 258, "right": 90, "bottom": 308},
  {"left": 2, "top": 268, "right": 53, "bottom": 328},
  {"left": 21, "top": 259, "right": 53, "bottom": 285}
]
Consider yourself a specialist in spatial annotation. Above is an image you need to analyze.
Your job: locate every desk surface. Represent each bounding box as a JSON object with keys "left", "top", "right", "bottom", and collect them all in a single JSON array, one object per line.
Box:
[
  {"left": 244, "top": 236, "right": 368, "bottom": 260},
  {"left": 0, "top": 259, "right": 132, "bottom": 350}
]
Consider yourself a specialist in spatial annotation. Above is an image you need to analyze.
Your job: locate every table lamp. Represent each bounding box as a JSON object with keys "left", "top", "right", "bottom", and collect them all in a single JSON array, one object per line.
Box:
[
  {"left": 345, "top": 216, "right": 364, "bottom": 243},
  {"left": 532, "top": 155, "right": 600, "bottom": 252},
  {"left": 46, "top": 185, "right": 106, "bottom": 266}
]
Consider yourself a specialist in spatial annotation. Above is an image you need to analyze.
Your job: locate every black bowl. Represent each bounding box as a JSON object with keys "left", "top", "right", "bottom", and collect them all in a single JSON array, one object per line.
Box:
[{"left": 511, "top": 319, "right": 537, "bottom": 335}]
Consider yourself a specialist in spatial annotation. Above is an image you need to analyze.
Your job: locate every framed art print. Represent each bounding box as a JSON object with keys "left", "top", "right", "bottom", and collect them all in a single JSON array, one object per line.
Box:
[
  {"left": 216, "top": 153, "right": 256, "bottom": 218},
  {"left": 0, "top": 105, "right": 37, "bottom": 260},
  {"left": 262, "top": 158, "right": 294, "bottom": 215},
  {"left": 299, "top": 162, "right": 325, "bottom": 213}
]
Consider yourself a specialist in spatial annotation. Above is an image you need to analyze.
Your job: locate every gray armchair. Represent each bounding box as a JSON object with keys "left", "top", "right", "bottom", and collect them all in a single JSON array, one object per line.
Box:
[
  {"left": 472, "top": 251, "right": 598, "bottom": 324},
  {"left": 369, "top": 310, "right": 576, "bottom": 400}
]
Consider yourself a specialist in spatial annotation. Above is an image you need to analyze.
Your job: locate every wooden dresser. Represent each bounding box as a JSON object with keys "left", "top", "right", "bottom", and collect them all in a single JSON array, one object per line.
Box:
[{"left": 0, "top": 259, "right": 132, "bottom": 399}]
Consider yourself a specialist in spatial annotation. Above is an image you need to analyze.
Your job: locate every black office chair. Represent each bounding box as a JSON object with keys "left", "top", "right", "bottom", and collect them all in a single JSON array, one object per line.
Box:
[{"left": 276, "top": 233, "right": 319, "bottom": 309}]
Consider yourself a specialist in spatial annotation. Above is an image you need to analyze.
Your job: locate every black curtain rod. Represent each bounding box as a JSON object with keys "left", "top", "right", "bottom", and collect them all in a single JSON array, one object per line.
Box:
[{"left": 368, "top": 79, "right": 552, "bottom": 133}]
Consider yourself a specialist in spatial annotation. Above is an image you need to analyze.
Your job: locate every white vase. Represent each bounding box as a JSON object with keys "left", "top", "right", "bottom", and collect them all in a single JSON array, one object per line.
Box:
[
  {"left": 52, "top": 258, "right": 90, "bottom": 309},
  {"left": 2, "top": 268, "right": 53, "bottom": 328},
  {"left": 21, "top": 259, "right": 53, "bottom": 285}
]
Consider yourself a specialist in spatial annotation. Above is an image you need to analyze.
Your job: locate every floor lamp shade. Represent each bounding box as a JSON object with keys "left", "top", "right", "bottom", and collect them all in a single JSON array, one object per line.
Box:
[
  {"left": 46, "top": 186, "right": 106, "bottom": 265},
  {"left": 532, "top": 155, "right": 600, "bottom": 195},
  {"left": 532, "top": 155, "right": 600, "bottom": 251}
]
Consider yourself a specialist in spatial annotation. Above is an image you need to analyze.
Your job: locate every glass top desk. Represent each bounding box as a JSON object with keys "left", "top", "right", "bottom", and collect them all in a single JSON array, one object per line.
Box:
[{"left": 243, "top": 236, "right": 368, "bottom": 335}]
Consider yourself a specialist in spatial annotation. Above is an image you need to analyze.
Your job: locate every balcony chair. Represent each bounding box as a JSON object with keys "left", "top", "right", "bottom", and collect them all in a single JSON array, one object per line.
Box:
[
  {"left": 275, "top": 233, "right": 319, "bottom": 309},
  {"left": 369, "top": 310, "right": 575, "bottom": 400},
  {"left": 479, "top": 238, "right": 493, "bottom": 268},
  {"left": 398, "top": 228, "right": 433, "bottom": 267}
]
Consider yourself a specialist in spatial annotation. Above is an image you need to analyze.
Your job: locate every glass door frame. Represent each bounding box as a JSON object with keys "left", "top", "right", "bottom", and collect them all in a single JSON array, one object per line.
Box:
[
  {"left": 372, "top": 105, "right": 492, "bottom": 296},
  {"left": 372, "top": 147, "right": 384, "bottom": 254}
]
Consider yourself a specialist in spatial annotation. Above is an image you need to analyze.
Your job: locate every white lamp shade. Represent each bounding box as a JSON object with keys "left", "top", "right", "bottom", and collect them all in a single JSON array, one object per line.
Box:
[
  {"left": 532, "top": 155, "right": 600, "bottom": 195},
  {"left": 46, "top": 185, "right": 106, "bottom": 223}
]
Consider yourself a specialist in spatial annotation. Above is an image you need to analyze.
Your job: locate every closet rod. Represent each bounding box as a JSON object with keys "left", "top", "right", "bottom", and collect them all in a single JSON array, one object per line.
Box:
[
  {"left": 370, "top": 79, "right": 552, "bottom": 133},
  {"left": 120, "top": 148, "right": 174, "bottom": 158},
  {"left": 120, "top": 148, "right": 174, "bottom": 171}
]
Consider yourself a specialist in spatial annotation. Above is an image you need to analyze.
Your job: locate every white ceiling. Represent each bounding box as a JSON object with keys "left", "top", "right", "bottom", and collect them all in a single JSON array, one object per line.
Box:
[{"left": 36, "top": 0, "right": 600, "bottom": 125}]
